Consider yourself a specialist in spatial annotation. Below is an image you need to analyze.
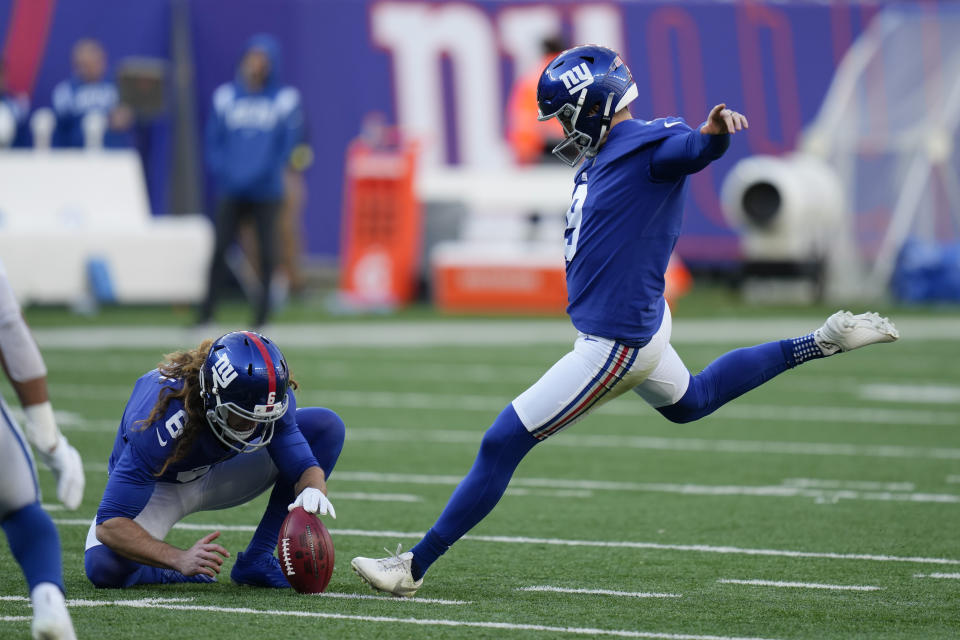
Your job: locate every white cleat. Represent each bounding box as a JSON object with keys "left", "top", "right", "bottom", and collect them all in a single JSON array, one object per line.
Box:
[
  {"left": 814, "top": 310, "right": 899, "bottom": 356},
  {"left": 30, "top": 583, "right": 76, "bottom": 640},
  {"left": 351, "top": 545, "right": 423, "bottom": 598}
]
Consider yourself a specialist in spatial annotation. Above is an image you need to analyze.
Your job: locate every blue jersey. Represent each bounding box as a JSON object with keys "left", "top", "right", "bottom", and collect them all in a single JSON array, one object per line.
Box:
[
  {"left": 96, "top": 370, "right": 317, "bottom": 524},
  {"left": 50, "top": 77, "right": 131, "bottom": 148},
  {"left": 564, "top": 118, "right": 729, "bottom": 344}
]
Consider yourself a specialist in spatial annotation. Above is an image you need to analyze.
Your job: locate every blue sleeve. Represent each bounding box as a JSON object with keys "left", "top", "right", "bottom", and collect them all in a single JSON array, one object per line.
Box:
[
  {"left": 96, "top": 444, "right": 159, "bottom": 524},
  {"left": 266, "top": 393, "right": 318, "bottom": 487},
  {"left": 649, "top": 130, "right": 730, "bottom": 182}
]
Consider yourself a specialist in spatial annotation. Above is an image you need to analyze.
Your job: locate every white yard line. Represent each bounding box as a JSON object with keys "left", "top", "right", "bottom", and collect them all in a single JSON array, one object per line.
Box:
[
  {"left": 781, "top": 479, "right": 916, "bottom": 491},
  {"left": 311, "top": 592, "right": 470, "bottom": 605},
  {"left": 505, "top": 488, "right": 594, "bottom": 498},
  {"left": 717, "top": 579, "right": 882, "bottom": 591},
  {"left": 55, "top": 384, "right": 960, "bottom": 427},
  {"left": 65, "top": 466, "right": 959, "bottom": 503},
  {"left": 332, "top": 470, "right": 960, "bottom": 505},
  {"left": 913, "top": 573, "right": 960, "bottom": 579},
  {"left": 333, "top": 492, "right": 423, "bottom": 503},
  {"left": 345, "top": 429, "right": 960, "bottom": 460},
  {"left": 860, "top": 384, "right": 960, "bottom": 405},
  {"left": 70, "top": 467, "right": 960, "bottom": 504},
  {"left": 0, "top": 595, "right": 779, "bottom": 640},
  {"left": 518, "top": 586, "right": 681, "bottom": 599},
  {"left": 42, "top": 382, "right": 960, "bottom": 426},
  {"left": 65, "top": 423, "right": 960, "bottom": 462},
  {"left": 49, "top": 519, "right": 960, "bottom": 566}
]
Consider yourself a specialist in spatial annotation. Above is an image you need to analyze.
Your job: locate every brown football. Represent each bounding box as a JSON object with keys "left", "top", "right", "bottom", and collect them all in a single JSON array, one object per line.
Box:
[{"left": 277, "top": 507, "right": 334, "bottom": 593}]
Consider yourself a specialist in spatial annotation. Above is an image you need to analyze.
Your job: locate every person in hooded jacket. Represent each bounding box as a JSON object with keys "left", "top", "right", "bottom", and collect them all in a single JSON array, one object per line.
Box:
[{"left": 198, "top": 34, "right": 304, "bottom": 329}]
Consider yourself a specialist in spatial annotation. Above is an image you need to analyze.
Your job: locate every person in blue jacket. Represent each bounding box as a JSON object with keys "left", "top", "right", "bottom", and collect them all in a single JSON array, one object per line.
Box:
[
  {"left": 84, "top": 331, "right": 343, "bottom": 588},
  {"left": 198, "top": 35, "right": 304, "bottom": 328},
  {"left": 50, "top": 39, "right": 133, "bottom": 149},
  {"left": 351, "top": 45, "right": 900, "bottom": 597}
]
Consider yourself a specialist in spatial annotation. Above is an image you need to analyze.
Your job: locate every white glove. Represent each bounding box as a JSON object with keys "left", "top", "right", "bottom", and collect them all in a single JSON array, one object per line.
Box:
[
  {"left": 37, "top": 435, "right": 84, "bottom": 510},
  {"left": 288, "top": 487, "right": 336, "bottom": 519}
]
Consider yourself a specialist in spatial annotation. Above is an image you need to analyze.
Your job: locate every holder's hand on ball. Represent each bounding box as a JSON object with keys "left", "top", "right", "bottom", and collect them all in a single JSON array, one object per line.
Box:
[{"left": 289, "top": 487, "right": 337, "bottom": 519}]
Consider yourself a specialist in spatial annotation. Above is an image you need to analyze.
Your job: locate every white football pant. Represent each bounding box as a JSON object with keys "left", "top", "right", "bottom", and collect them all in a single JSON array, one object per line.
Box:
[{"left": 513, "top": 302, "right": 691, "bottom": 440}]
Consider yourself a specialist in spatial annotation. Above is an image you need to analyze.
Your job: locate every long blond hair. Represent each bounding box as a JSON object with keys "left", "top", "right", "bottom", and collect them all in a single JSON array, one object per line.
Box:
[{"left": 134, "top": 339, "right": 213, "bottom": 476}]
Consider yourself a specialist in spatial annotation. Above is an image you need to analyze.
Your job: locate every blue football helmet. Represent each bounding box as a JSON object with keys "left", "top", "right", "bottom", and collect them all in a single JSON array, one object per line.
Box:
[
  {"left": 536, "top": 45, "right": 638, "bottom": 166},
  {"left": 199, "top": 331, "right": 291, "bottom": 453}
]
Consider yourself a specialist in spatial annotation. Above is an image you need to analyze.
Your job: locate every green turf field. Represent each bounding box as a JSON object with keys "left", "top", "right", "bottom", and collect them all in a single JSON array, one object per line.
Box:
[{"left": 2, "top": 297, "right": 958, "bottom": 639}]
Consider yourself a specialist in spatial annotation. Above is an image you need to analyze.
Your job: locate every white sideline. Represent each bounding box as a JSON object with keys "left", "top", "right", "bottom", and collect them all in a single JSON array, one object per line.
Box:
[
  {"left": 518, "top": 586, "right": 682, "bottom": 599},
  {"left": 717, "top": 579, "right": 882, "bottom": 591},
  {"left": 51, "top": 519, "right": 960, "bottom": 566}
]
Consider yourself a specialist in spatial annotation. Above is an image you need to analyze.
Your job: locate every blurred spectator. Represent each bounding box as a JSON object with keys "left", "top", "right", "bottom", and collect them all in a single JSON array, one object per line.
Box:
[
  {"left": 279, "top": 128, "right": 314, "bottom": 298},
  {"left": 506, "top": 36, "right": 566, "bottom": 165},
  {"left": 51, "top": 39, "right": 133, "bottom": 148},
  {"left": 197, "top": 34, "right": 303, "bottom": 328},
  {"left": 239, "top": 119, "right": 312, "bottom": 304},
  {"left": 0, "top": 60, "right": 30, "bottom": 148}
]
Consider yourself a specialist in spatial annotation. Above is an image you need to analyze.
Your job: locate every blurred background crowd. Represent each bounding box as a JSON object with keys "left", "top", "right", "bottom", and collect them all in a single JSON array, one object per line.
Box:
[{"left": 1, "top": 0, "right": 958, "bottom": 325}]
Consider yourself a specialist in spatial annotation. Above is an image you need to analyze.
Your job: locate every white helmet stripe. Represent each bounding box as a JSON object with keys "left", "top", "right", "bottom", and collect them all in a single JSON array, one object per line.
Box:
[{"left": 615, "top": 83, "right": 639, "bottom": 112}]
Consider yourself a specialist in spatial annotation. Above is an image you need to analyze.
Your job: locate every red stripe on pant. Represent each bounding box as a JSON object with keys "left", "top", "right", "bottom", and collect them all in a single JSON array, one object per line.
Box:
[{"left": 534, "top": 345, "right": 633, "bottom": 441}]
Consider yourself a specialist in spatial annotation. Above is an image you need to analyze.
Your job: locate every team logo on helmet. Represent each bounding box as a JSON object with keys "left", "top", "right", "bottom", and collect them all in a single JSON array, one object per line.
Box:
[
  {"left": 559, "top": 62, "right": 594, "bottom": 94},
  {"left": 212, "top": 352, "right": 238, "bottom": 388}
]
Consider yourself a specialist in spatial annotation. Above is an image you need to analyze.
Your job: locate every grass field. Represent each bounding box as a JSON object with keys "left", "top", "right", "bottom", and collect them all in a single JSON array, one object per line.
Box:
[{"left": 1, "top": 297, "right": 959, "bottom": 639}]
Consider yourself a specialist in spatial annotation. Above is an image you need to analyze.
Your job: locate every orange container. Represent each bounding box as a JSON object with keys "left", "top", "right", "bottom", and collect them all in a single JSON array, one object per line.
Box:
[
  {"left": 339, "top": 139, "right": 421, "bottom": 306},
  {"left": 431, "top": 247, "right": 567, "bottom": 313}
]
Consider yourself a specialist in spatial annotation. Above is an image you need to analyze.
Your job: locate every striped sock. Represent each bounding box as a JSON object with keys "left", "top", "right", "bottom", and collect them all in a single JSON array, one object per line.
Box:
[{"left": 791, "top": 333, "right": 827, "bottom": 364}]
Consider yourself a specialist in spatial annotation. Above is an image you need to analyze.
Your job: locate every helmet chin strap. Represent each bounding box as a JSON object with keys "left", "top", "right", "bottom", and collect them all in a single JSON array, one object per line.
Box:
[{"left": 587, "top": 92, "right": 616, "bottom": 158}]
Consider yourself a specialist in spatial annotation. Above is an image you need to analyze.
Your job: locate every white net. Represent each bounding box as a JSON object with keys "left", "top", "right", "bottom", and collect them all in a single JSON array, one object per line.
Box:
[{"left": 801, "top": 5, "right": 960, "bottom": 296}]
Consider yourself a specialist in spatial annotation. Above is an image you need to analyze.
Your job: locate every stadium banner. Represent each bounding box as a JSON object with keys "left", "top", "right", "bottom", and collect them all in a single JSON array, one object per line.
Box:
[{"left": 0, "top": 0, "right": 881, "bottom": 262}]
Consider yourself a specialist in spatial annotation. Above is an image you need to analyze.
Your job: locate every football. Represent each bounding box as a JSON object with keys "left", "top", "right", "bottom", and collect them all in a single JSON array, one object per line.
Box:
[{"left": 277, "top": 507, "right": 335, "bottom": 593}]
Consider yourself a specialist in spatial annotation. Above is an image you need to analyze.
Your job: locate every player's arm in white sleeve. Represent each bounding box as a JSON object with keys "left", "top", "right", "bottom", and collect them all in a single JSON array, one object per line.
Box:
[{"left": 0, "top": 264, "right": 84, "bottom": 509}]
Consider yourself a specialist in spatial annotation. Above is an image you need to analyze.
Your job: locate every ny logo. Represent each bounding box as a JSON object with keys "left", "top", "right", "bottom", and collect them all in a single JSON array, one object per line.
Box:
[
  {"left": 213, "top": 352, "right": 238, "bottom": 388},
  {"left": 559, "top": 63, "right": 594, "bottom": 95}
]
